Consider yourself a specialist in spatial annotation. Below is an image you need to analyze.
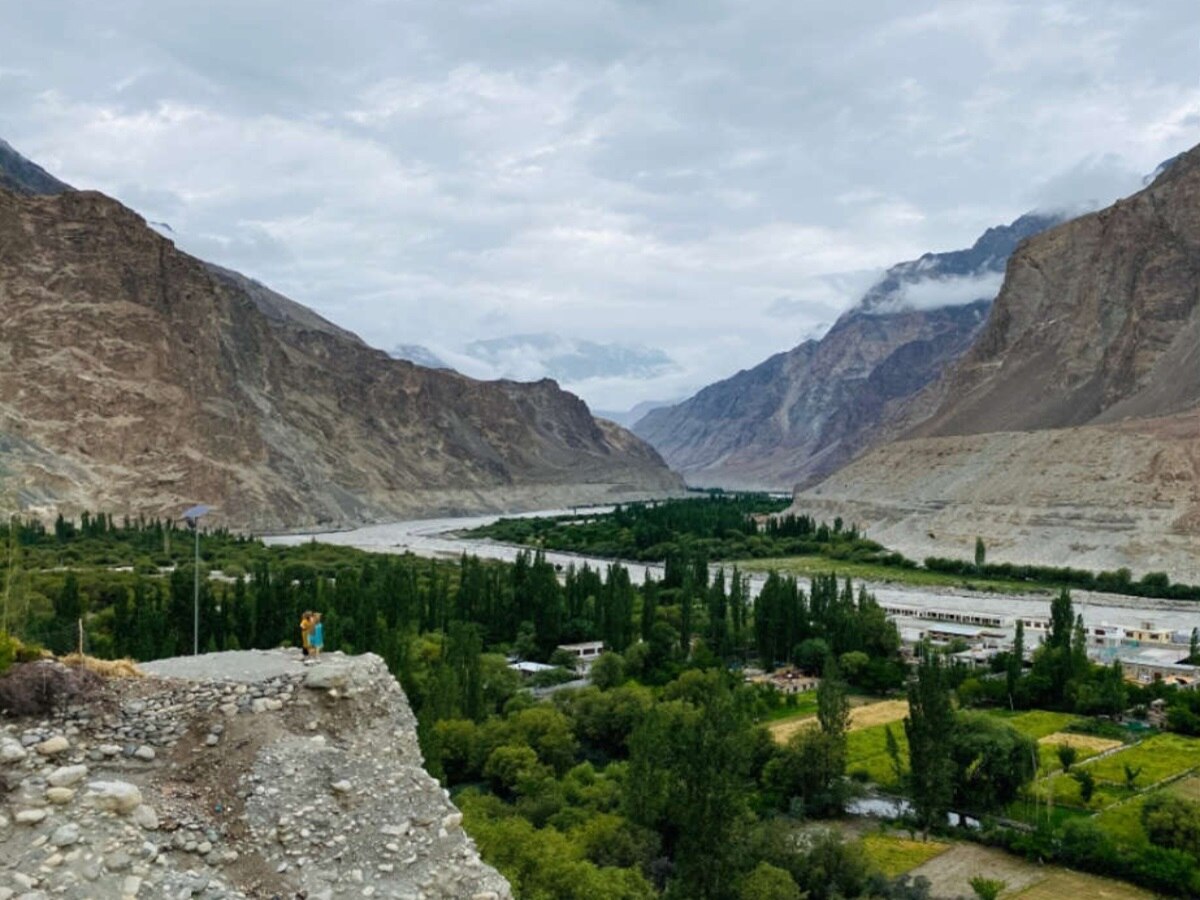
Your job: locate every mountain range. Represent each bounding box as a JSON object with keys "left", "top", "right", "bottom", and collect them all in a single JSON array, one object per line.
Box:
[
  {"left": 633, "top": 212, "right": 1064, "bottom": 489},
  {"left": 795, "top": 146, "right": 1200, "bottom": 579},
  {"left": 0, "top": 142, "right": 682, "bottom": 530}
]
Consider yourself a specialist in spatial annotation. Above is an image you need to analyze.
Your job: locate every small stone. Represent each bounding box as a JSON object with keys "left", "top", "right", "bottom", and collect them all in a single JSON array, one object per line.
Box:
[
  {"left": 105, "top": 850, "right": 133, "bottom": 872},
  {"left": 0, "top": 738, "right": 28, "bottom": 763},
  {"left": 47, "top": 765, "right": 88, "bottom": 787},
  {"left": 15, "top": 808, "right": 47, "bottom": 825},
  {"left": 49, "top": 823, "right": 80, "bottom": 847},
  {"left": 35, "top": 735, "right": 69, "bottom": 756},
  {"left": 330, "top": 779, "right": 352, "bottom": 794},
  {"left": 85, "top": 780, "right": 143, "bottom": 814},
  {"left": 122, "top": 874, "right": 142, "bottom": 898},
  {"left": 197, "top": 840, "right": 212, "bottom": 855},
  {"left": 131, "top": 804, "right": 159, "bottom": 830},
  {"left": 45, "top": 787, "right": 75, "bottom": 805},
  {"left": 133, "top": 745, "right": 156, "bottom": 761},
  {"left": 204, "top": 734, "right": 219, "bottom": 747}
]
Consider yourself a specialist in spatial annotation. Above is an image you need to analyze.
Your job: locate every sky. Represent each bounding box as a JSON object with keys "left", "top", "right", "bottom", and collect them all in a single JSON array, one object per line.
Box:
[{"left": 2, "top": 0, "right": 1199, "bottom": 410}]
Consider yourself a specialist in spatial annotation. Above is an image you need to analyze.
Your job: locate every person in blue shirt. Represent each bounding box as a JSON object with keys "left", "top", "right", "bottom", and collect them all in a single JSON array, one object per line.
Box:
[{"left": 310, "top": 612, "right": 324, "bottom": 659}]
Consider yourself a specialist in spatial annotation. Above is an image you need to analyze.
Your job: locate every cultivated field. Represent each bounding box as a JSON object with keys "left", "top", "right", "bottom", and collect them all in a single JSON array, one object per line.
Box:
[
  {"left": 769, "top": 698, "right": 909, "bottom": 744},
  {"left": 859, "top": 834, "right": 948, "bottom": 877},
  {"left": 906, "top": 842, "right": 1151, "bottom": 899}
]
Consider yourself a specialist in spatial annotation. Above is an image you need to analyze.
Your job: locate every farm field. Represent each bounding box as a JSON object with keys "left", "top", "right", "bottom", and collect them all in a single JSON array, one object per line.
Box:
[
  {"left": 736, "top": 555, "right": 1037, "bottom": 593},
  {"left": 905, "top": 842, "right": 1151, "bottom": 899},
  {"left": 769, "top": 698, "right": 908, "bottom": 744},
  {"left": 1034, "top": 731, "right": 1123, "bottom": 774},
  {"left": 859, "top": 834, "right": 948, "bottom": 877}
]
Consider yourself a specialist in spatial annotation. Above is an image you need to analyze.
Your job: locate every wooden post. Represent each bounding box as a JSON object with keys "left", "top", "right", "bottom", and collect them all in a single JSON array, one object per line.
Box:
[{"left": 77, "top": 618, "right": 84, "bottom": 656}]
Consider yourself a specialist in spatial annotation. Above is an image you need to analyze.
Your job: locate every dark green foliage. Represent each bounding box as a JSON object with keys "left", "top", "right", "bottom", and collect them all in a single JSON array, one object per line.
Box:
[
  {"left": 904, "top": 648, "right": 955, "bottom": 832},
  {"left": 947, "top": 713, "right": 1036, "bottom": 813}
]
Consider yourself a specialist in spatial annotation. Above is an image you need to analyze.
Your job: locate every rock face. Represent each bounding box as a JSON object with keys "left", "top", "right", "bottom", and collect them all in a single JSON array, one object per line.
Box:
[
  {"left": 0, "top": 151, "right": 682, "bottom": 530},
  {"left": 795, "top": 145, "right": 1200, "bottom": 579},
  {"left": 0, "top": 651, "right": 512, "bottom": 899},
  {"left": 634, "top": 213, "right": 1061, "bottom": 489}
]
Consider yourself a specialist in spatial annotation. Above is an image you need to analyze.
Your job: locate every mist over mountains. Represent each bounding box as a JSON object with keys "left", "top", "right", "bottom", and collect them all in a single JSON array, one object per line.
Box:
[{"left": 631, "top": 210, "right": 1068, "bottom": 489}]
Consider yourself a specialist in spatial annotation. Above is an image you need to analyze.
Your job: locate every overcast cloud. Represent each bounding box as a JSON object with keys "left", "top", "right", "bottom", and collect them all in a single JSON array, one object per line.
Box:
[{"left": 1, "top": 0, "right": 1198, "bottom": 408}]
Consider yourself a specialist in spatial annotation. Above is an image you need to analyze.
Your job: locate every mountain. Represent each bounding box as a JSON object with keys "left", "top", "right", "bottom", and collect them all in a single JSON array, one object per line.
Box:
[
  {"left": 633, "top": 212, "right": 1063, "bottom": 489},
  {"left": 464, "top": 333, "right": 675, "bottom": 383},
  {"left": 0, "top": 148, "right": 682, "bottom": 530},
  {"left": 795, "top": 145, "right": 1200, "bottom": 580},
  {"left": 594, "top": 399, "right": 679, "bottom": 429},
  {"left": 0, "top": 139, "right": 72, "bottom": 196},
  {"left": 390, "top": 344, "right": 452, "bottom": 370}
]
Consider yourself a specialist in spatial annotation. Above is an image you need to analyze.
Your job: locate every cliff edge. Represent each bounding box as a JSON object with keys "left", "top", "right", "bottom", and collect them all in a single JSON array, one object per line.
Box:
[{"left": 0, "top": 650, "right": 511, "bottom": 899}]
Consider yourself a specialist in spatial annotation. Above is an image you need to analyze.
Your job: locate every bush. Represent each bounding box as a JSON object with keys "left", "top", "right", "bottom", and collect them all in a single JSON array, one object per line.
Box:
[{"left": 0, "top": 660, "right": 101, "bottom": 716}]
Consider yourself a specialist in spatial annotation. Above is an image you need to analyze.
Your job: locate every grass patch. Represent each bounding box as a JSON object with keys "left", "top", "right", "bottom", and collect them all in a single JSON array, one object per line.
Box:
[
  {"left": 847, "top": 722, "right": 909, "bottom": 789},
  {"left": 763, "top": 691, "right": 819, "bottom": 721},
  {"left": 1083, "top": 733, "right": 1199, "bottom": 787},
  {"left": 987, "top": 709, "right": 1080, "bottom": 739},
  {"left": 860, "top": 833, "right": 949, "bottom": 877},
  {"left": 735, "top": 555, "right": 1042, "bottom": 593},
  {"left": 1094, "top": 794, "right": 1152, "bottom": 846}
]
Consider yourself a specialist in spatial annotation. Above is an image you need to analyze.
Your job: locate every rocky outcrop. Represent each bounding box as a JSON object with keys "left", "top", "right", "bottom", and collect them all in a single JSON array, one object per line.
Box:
[
  {"left": 794, "top": 145, "right": 1200, "bottom": 579},
  {"left": 634, "top": 213, "right": 1061, "bottom": 489},
  {"left": 0, "top": 650, "right": 512, "bottom": 899},
  {"left": 0, "top": 179, "right": 683, "bottom": 531}
]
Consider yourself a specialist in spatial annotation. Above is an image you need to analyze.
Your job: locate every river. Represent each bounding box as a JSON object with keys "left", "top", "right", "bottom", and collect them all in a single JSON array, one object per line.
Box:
[{"left": 263, "top": 510, "right": 1200, "bottom": 637}]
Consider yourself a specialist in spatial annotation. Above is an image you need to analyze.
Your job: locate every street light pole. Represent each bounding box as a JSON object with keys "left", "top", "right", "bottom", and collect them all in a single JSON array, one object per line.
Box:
[
  {"left": 182, "top": 505, "right": 211, "bottom": 656},
  {"left": 193, "top": 523, "right": 200, "bottom": 656}
]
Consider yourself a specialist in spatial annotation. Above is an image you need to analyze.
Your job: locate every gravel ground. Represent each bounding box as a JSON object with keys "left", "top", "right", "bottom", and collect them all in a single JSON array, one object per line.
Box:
[{"left": 141, "top": 647, "right": 341, "bottom": 682}]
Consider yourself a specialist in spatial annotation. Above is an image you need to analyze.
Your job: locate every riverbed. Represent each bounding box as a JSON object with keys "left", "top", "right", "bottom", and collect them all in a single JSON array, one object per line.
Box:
[{"left": 264, "top": 511, "right": 1200, "bottom": 636}]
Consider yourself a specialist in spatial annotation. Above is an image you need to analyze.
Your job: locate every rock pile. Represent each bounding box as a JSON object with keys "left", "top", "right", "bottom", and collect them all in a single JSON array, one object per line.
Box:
[{"left": 0, "top": 650, "right": 511, "bottom": 899}]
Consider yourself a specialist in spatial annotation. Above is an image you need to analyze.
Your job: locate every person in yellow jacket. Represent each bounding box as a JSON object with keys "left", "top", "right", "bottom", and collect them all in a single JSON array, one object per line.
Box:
[{"left": 300, "top": 611, "right": 314, "bottom": 657}]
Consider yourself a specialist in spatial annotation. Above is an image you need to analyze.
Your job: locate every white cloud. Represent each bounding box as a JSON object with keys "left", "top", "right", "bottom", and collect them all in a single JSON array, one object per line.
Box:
[
  {"left": 868, "top": 270, "right": 1007, "bottom": 314},
  {"left": 1, "top": 0, "right": 1198, "bottom": 407}
]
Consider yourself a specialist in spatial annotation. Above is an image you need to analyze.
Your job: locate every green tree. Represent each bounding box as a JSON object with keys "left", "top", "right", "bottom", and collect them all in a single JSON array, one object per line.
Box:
[
  {"left": 590, "top": 651, "right": 625, "bottom": 690},
  {"left": 905, "top": 647, "right": 955, "bottom": 832},
  {"left": 974, "top": 537, "right": 986, "bottom": 569},
  {"left": 1006, "top": 619, "right": 1024, "bottom": 708},
  {"left": 627, "top": 677, "right": 750, "bottom": 899},
  {"left": 1142, "top": 794, "right": 1200, "bottom": 857},
  {"left": 1056, "top": 743, "right": 1077, "bottom": 773},
  {"left": 1123, "top": 763, "right": 1143, "bottom": 790},
  {"left": 948, "top": 713, "right": 1036, "bottom": 813},
  {"left": 739, "top": 862, "right": 802, "bottom": 900},
  {"left": 969, "top": 876, "right": 1006, "bottom": 900},
  {"left": 1072, "top": 769, "right": 1096, "bottom": 804}
]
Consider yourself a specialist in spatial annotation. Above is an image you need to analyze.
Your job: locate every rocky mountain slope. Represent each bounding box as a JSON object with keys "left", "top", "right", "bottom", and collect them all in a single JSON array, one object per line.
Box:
[
  {"left": 633, "top": 213, "right": 1062, "bottom": 489},
  {"left": 0, "top": 650, "right": 511, "bottom": 899},
  {"left": 0, "top": 139, "right": 71, "bottom": 196},
  {"left": 0, "top": 145, "right": 682, "bottom": 531},
  {"left": 795, "top": 145, "right": 1200, "bottom": 580}
]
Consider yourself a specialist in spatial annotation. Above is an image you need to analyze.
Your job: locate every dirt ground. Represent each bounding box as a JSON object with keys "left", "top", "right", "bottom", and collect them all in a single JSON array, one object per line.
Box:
[
  {"left": 1037, "top": 731, "right": 1124, "bottom": 754},
  {"left": 907, "top": 843, "right": 1151, "bottom": 899},
  {"left": 770, "top": 698, "right": 909, "bottom": 743}
]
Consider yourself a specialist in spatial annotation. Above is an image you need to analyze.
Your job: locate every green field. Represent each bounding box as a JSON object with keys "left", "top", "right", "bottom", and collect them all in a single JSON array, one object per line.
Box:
[
  {"left": 736, "top": 555, "right": 1046, "bottom": 594},
  {"left": 847, "top": 722, "right": 909, "bottom": 788},
  {"left": 762, "top": 690, "right": 820, "bottom": 722},
  {"left": 1085, "top": 733, "right": 1199, "bottom": 787},
  {"left": 860, "top": 833, "right": 949, "bottom": 876}
]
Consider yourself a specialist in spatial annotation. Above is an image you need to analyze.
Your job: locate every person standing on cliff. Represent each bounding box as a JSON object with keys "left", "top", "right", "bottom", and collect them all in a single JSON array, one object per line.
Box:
[
  {"left": 310, "top": 613, "right": 324, "bottom": 660},
  {"left": 300, "top": 611, "right": 314, "bottom": 658}
]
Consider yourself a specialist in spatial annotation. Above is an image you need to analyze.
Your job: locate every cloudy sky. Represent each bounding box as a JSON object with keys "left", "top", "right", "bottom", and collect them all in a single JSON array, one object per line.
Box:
[{"left": 2, "top": 1, "right": 1198, "bottom": 409}]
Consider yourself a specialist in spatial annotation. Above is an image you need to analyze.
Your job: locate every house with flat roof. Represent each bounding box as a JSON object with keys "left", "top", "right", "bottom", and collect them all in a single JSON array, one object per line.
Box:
[{"left": 555, "top": 641, "right": 605, "bottom": 672}]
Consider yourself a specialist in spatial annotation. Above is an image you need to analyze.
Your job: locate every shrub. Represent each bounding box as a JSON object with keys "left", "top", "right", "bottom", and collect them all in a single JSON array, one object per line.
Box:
[{"left": 0, "top": 660, "right": 101, "bottom": 716}]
